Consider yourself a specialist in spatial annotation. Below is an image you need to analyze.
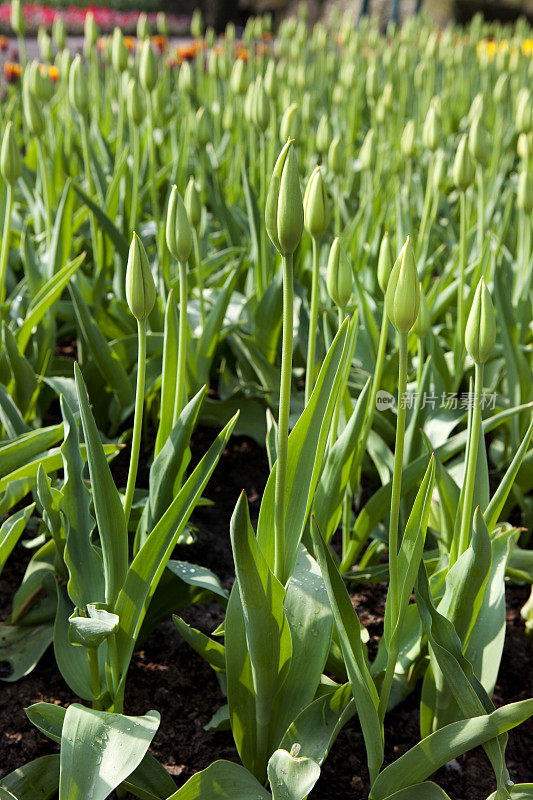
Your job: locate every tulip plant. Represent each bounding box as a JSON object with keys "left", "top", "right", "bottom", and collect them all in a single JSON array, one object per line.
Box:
[{"left": 0, "top": 7, "right": 532, "bottom": 800}]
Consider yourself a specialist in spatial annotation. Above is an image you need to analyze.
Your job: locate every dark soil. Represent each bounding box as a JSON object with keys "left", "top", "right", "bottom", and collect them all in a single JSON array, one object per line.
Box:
[{"left": 0, "top": 432, "right": 532, "bottom": 800}]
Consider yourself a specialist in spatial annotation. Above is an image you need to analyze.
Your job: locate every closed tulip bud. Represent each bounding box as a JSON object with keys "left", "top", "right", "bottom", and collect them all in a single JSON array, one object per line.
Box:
[
  {"left": 265, "top": 139, "right": 303, "bottom": 256},
  {"left": 465, "top": 278, "right": 496, "bottom": 364},
  {"left": 69, "top": 55, "right": 88, "bottom": 116},
  {"left": 1, "top": 121, "right": 21, "bottom": 186},
  {"left": 493, "top": 73, "right": 508, "bottom": 104},
  {"left": 230, "top": 57, "right": 247, "bottom": 95},
  {"left": 166, "top": 186, "right": 193, "bottom": 262},
  {"left": 385, "top": 236, "right": 420, "bottom": 333},
  {"left": 137, "top": 12, "right": 149, "bottom": 40},
  {"left": 190, "top": 8, "right": 203, "bottom": 39},
  {"left": 328, "top": 135, "right": 344, "bottom": 176},
  {"left": 517, "top": 168, "right": 533, "bottom": 214},
  {"left": 84, "top": 11, "right": 98, "bottom": 52},
  {"left": 127, "top": 76, "right": 145, "bottom": 126},
  {"left": 243, "top": 84, "right": 254, "bottom": 124},
  {"left": 413, "top": 284, "right": 430, "bottom": 337},
  {"left": 360, "top": 128, "right": 376, "bottom": 170},
  {"left": 126, "top": 233, "right": 156, "bottom": 320},
  {"left": 11, "top": 0, "right": 25, "bottom": 35},
  {"left": 178, "top": 60, "right": 193, "bottom": 94},
  {"left": 332, "top": 84, "right": 344, "bottom": 106},
  {"left": 38, "top": 29, "right": 53, "bottom": 63},
  {"left": 264, "top": 59, "right": 277, "bottom": 100},
  {"left": 316, "top": 114, "right": 331, "bottom": 154},
  {"left": 432, "top": 150, "right": 446, "bottom": 194},
  {"left": 468, "top": 92, "right": 484, "bottom": 124},
  {"left": 453, "top": 134, "right": 475, "bottom": 191},
  {"left": 414, "top": 61, "right": 428, "bottom": 90},
  {"left": 327, "top": 238, "right": 353, "bottom": 308},
  {"left": 140, "top": 40, "right": 157, "bottom": 92},
  {"left": 59, "top": 48, "right": 71, "bottom": 81},
  {"left": 184, "top": 177, "right": 202, "bottom": 229},
  {"left": 366, "top": 62, "right": 379, "bottom": 102},
  {"left": 422, "top": 105, "right": 440, "bottom": 152},
  {"left": 401, "top": 120, "right": 416, "bottom": 159},
  {"left": 516, "top": 88, "right": 532, "bottom": 134},
  {"left": 382, "top": 82, "right": 394, "bottom": 111},
  {"left": 23, "top": 85, "right": 45, "bottom": 137},
  {"left": 205, "top": 26, "right": 215, "bottom": 49},
  {"left": 468, "top": 116, "right": 489, "bottom": 165},
  {"left": 156, "top": 12, "right": 168, "bottom": 36},
  {"left": 253, "top": 76, "right": 270, "bottom": 132},
  {"left": 28, "top": 60, "right": 51, "bottom": 102},
  {"left": 52, "top": 15, "right": 65, "bottom": 50},
  {"left": 303, "top": 166, "right": 329, "bottom": 240},
  {"left": 279, "top": 102, "right": 299, "bottom": 144},
  {"left": 222, "top": 103, "right": 234, "bottom": 131},
  {"left": 377, "top": 231, "right": 394, "bottom": 295},
  {"left": 111, "top": 27, "right": 128, "bottom": 73},
  {"left": 517, "top": 133, "right": 532, "bottom": 163},
  {"left": 195, "top": 106, "right": 210, "bottom": 146}
]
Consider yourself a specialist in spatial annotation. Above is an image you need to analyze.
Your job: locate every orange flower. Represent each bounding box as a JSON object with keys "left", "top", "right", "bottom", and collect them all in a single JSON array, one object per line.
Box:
[
  {"left": 0, "top": 35, "right": 8, "bottom": 52},
  {"left": 124, "top": 36, "right": 135, "bottom": 52},
  {"left": 152, "top": 34, "right": 167, "bottom": 53},
  {"left": 97, "top": 37, "right": 107, "bottom": 52},
  {"left": 49, "top": 65, "right": 59, "bottom": 82},
  {"left": 4, "top": 61, "right": 22, "bottom": 83},
  {"left": 177, "top": 41, "right": 200, "bottom": 61},
  {"left": 256, "top": 42, "right": 270, "bottom": 56},
  {"left": 235, "top": 44, "right": 249, "bottom": 61}
]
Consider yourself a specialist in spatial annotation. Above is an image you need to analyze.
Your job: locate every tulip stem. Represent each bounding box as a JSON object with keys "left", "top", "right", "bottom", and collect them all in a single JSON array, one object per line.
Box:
[
  {"left": 36, "top": 139, "right": 52, "bottom": 249},
  {"left": 476, "top": 165, "right": 485, "bottom": 259},
  {"left": 88, "top": 647, "right": 102, "bottom": 711},
  {"left": 274, "top": 253, "right": 294, "bottom": 584},
  {"left": 388, "top": 331, "right": 408, "bottom": 622},
  {"left": 146, "top": 92, "right": 160, "bottom": 225},
  {"left": 192, "top": 227, "right": 205, "bottom": 327},
  {"left": 458, "top": 189, "right": 467, "bottom": 342},
  {"left": 0, "top": 184, "right": 13, "bottom": 305},
  {"left": 457, "top": 363, "right": 483, "bottom": 559},
  {"left": 129, "top": 124, "right": 140, "bottom": 235},
  {"left": 416, "top": 153, "right": 434, "bottom": 262},
  {"left": 305, "top": 237, "right": 320, "bottom": 405},
  {"left": 174, "top": 260, "right": 188, "bottom": 423},
  {"left": 123, "top": 318, "right": 146, "bottom": 526},
  {"left": 80, "top": 115, "right": 100, "bottom": 274}
]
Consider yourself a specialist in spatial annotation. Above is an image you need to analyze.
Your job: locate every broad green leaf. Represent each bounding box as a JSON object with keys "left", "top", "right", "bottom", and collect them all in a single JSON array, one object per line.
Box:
[
  {"left": 258, "top": 315, "right": 357, "bottom": 580},
  {"left": 59, "top": 704, "right": 160, "bottom": 800},
  {"left": 369, "top": 700, "right": 533, "bottom": 800},
  {"left": 2, "top": 323, "right": 37, "bottom": 416},
  {"left": 267, "top": 749, "right": 320, "bottom": 800},
  {"left": 173, "top": 616, "right": 226, "bottom": 671},
  {"left": 154, "top": 292, "right": 180, "bottom": 456},
  {"left": 72, "top": 181, "right": 129, "bottom": 262},
  {"left": 484, "top": 419, "right": 533, "bottom": 533},
  {"left": 382, "top": 782, "right": 452, "bottom": 800},
  {"left": 166, "top": 760, "right": 270, "bottom": 800},
  {"left": 123, "top": 755, "right": 178, "bottom": 800},
  {"left": 486, "top": 786, "right": 533, "bottom": 800},
  {"left": 0, "top": 623, "right": 53, "bottom": 682},
  {"left": 18, "top": 252, "right": 85, "bottom": 353},
  {"left": 230, "top": 491, "right": 292, "bottom": 779},
  {"left": 0, "top": 755, "right": 59, "bottom": 800},
  {"left": 53, "top": 583, "right": 98, "bottom": 701},
  {"left": 167, "top": 561, "right": 227, "bottom": 600},
  {"left": 46, "top": 177, "right": 74, "bottom": 280},
  {"left": 0, "top": 504, "right": 34, "bottom": 575},
  {"left": 311, "top": 519, "right": 383, "bottom": 783},
  {"left": 0, "top": 383, "right": 30, "bottom": 437},
  {"left": 0, "top": 423, "right": 63, "bottom": 479},
  {"left": 193, "top": 269, "right": 241, "bottom": 388},
  {"left": 75, "top": 363, "right": 128, "bottom": 607}
]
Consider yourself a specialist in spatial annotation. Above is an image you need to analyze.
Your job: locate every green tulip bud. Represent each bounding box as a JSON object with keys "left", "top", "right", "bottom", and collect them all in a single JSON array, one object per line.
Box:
[
  {"left": 280, "top": 103, "right": 299, "bottom": 144},
  {"left": 137, "top": 12, "right": 149, "bottom": 40},
  {"left": 195, "top": 106, "right": 210, "bottom": 146},
  {"left": 184, "top": 176, "right": 202, "bottom": 229},
  {"left": 385, "top": 236, "right": 420, "bottom": 333},
  {"left": 316, "top": 114, "right": 331, "bottom": 154},
  {"left": 414, "top": 61, "right": 428, "bottom": 90},
  {"left": 253, "top": 76, "right": 270, "bottom": 133},
  {"left": 382, "top": 82, "right": 394, "bottom": 111},
  {"left": 222, "top": 103, "right": 234, "bottom": 132},
  {"left": 226, "top": 21, "right": 236, "bottom": 43},
  {"left": 422, "top": 105, "right": 440, "bottom": 152},
  {"left": 493, "top": 73, "right": 508, "bottom": 104},
  {"left": 23, "top": 85, "right": 45, "bottom": 137},
  {"left": 126, "top": 232, "right": 156, "bottom": 320},
  {"left": 453, "top": 134, "right": 475, "bottom": 191},
  {"left": 377, "top": 231, "right": 394, "bottom": 295},
  {"left": 127, "top": 76, "right": 146, "bottom": 126},
  {"left": 38, "top": 28, "right": 53, "bottom": 63},
  {"left": 517, "top": 133, "right": 532, "bottom": 163},
  {"left": 328, "top": 135, "right": 344, "bottom": 176},
  {"left": 303, "top": 166, "right": 329, "bottom": 240},
  {"left": 156, "top": 12, "right": 168, "bottom": 36},
  {"left": 332, "top": 84, "right": 344, "bottom": 106},
  {"left": 518, "top": 168, "right": 533, "bottom": 214},
  {"left": 360, "top": 128, "right": 376, "bottom": 171},
  {"left": 11, "top": 0, "right": 25, "bottom": 35},
  {"left": 230, "top": 58, "right": 247, "bottom": 95},
  {"left": 264, "top": 59, "right": 277, "bottom": 100},
  {"left": 27, "top": 60, "right": 52, "bottom": 103},
  {"left": 265, "top": 139, "right": 304, "bottom": 256},
  {"left": 190, "top": 8, "right": 203, "bottom": 39},
  {"left": 111, "top": 27, "right": 128, "bottom": 73},
  {"left": 84, "top": 11, "right": 98, "bottom": 53},
  {"left": 166, "top": 185, "right": 193, "bottom": 262},
  {"left": 0, "top": 121, "right": 22, "bottom": 186},
  {"left": 327, "top": 237, "right": 353, "bottom": 308},
  {"left": 468, "top": 116, "right": 489, "bottom": 166},
  {"left": 140, "top": 40, "right": 157, "bottom": 92},
  {"left": 413, "top": 284, "right": 430, "bottom": 337},
  {"left": 52, "top": 15, "right": 65, "bottom": 50},
  {"left": 207, "top": 50, "right": 218, "bottom": 79},
  {"left": 205, "top": 26, "right": 216, "bottom": 49},
  {"left": 432, "top": 149, "right": 446, "bottom": 194},
  {"left": 516, "top": 88, "right": 532, "bottom": 135},
  {"left": 178, "top": 60, "right": 193, "bottom": 94},
  {"left": 468, "top": 92, "right": 484, "bottom": 124},
  {"left": 69, "top": 55, "right": 89, "bottom": 116},
  {"left": 243, "top": 83, "right": 254, "bottom": 124},
  {"left": 401, "top": 120, "right": 416, "bottom": 159},
  {"left": 465, "top": 277, "right": 496, "bottom": 364},
  {"left": 365, "top": 62, "right": 379, "bottom": 102}
]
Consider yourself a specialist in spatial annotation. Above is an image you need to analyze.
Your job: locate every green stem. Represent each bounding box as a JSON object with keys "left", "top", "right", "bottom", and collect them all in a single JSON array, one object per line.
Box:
[
  {"left": 274, "top": 253, "right": 294, "bottom": 584},
  {"left": 123, "top": 319, "right": 146, "bottom": 526},
  {"left": 88, "top": 648, "right": 102, "bottom": 711},
  {"left": 305, "top": 237, "right": 320, "bottom": 405},
  {"left": 415, "top": 153, "right": 434, "bottom": 262},
  {"left": 129, "top": 125, "right": 140, "bottom": 235},
  {"left": 476, "top": 165, "right": 484, "bottom": 259},
  {"left": 330, "top": 306, "right": 344, "bottom": 440},
  {"left": 388, "top": 331, "right": 408, "bottom": 622},
  {"left": 174, "top": 260, "right": 188, "bottom": 423},
  {"left": 458, "top": 190, "right": 467, "bottom": 342},
  {"left": 416, "top": 338, "right": 424, "bottom": 390},
  {"left": 0, "top": 184, "right": 13, "bottom": 305},
  {"left": 80, "top": 115, "right": 100, "bottom": 274},
  {"left": 36, "top": 139, "right": 52, "bottom": 248},
  {"left": 146, "top": 92, "right": 160, "bottom": 225},
  {"left": 193, "top": 228, "right": 205, "bottom": 327},
  {"left": 457, "top": 362, "right": 484, "bottom": 557}
]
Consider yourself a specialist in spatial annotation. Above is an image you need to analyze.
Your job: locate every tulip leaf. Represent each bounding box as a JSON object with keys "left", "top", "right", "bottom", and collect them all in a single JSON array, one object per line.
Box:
[
  {"left": 267, "top": 749, "right": 321, "bottom": 800},
  {"left": 0, "top": 504, "right": 34, "bottom": 576},
  {"left": 165, "top": 759, "right": 270, "bottom": 800},
  {"left": 0, "top": 755, "right": 59, "bottom": 800}
]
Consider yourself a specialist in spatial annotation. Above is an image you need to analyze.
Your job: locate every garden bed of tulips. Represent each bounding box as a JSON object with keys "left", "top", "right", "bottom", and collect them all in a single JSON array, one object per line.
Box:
[{"left": 0, "top": 4, "right": 532, "bottom": 800}]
